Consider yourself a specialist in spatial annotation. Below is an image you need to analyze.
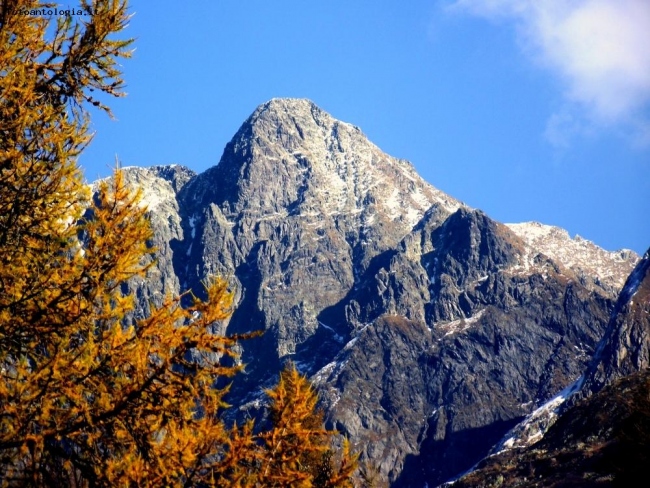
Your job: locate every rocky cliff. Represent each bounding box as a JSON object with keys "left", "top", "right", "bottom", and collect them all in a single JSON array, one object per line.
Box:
[
  {"left": 452, "top": 369, "right": 650, "bottom": 487},
  {"left": 107, "top": 98, "right": 638, "bottom": 486},
  {"left": 452, "top": 249, "right": 650, "bottom": 487},
  {"left": 578, "top": 247, "right": 650, "bottom": 397}
]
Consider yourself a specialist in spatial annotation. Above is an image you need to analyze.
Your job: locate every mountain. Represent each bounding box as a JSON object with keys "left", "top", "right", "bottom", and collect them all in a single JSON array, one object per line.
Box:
[
  {"left": 505, "top": 222, "right": 636, "bottom": 294},
  {"left": 110, "top": 98, "right": 638, "bottom": 486},
  {"left": 452, "top": 248, "right": 650, "bottom": 487},
  {"left": 451, "top": 369, "right": 650, "bottom": 487},
  {"left": 577, "top": 247, "right": 650, "bottom": 397}
]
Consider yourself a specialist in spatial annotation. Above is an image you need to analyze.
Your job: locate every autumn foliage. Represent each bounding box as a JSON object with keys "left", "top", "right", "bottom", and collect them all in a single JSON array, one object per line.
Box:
[
  {"left": 259, "top": 366, "right": 358, "bottom": 487},
  {"left": 0, "top": 1, "right": 356, "bottom": 486}
]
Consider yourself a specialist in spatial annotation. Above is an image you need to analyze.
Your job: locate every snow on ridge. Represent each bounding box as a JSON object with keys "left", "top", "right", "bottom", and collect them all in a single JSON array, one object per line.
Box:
[
  {"left": 88, "top": 166, "right": 178, "bottom": 212},
  {"left": 385, "top": 188, "right": 402, "bottom": 220},
  {"left": 130, "top": 171, "right": 177, "bottom": 211},
  {"left": 492, "top": 375, "right": 585, "bottom": 455},
  {"left": 619, "top": 252, "right": 650, "bottom": 304},
  {"left": 506, "top": 221, "right": 638, "bottom": 289},
  {"left": 138, "top": 191, "right": 165, "bottom": 211}
]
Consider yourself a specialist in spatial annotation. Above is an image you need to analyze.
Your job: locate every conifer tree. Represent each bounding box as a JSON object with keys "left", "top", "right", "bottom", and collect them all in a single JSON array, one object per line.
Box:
[
  {"left": 0, "top": 1, "right": 253, "bottom": 485},
  {"left": 257, "top": 365, "right": 358, "bottom": 488},
  {"left": 0, "top": 1, "right": 359, "bottom": 486}
]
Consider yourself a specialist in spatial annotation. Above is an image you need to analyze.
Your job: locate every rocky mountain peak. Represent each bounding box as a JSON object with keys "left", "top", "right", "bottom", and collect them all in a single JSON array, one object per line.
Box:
[
  {"left": 107, "top": 99, "right": 641, "bottom": 487},
  {"left": 182, "top": 98, "right": 462, "bottom": 230}
]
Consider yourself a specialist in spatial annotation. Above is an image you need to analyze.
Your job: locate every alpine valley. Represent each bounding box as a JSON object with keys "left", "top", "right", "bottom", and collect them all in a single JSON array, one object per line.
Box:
[{"left": 105, "top": 99, "right": 642, "bottom": 486}]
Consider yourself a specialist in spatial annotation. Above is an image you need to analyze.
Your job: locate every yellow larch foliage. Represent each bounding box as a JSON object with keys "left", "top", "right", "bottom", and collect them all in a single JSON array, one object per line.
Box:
[
  {"left": 0, "top": 1, "right": 252, "bottom": 485},
  {"left": 257, "top": 365, "right": 359, "bottom": 487},
  {"left": 0, "top": 1, "right": 359, "bottom": 486}
]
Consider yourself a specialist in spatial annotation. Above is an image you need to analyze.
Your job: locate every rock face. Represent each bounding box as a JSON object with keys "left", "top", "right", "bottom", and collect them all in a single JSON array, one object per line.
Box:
[
  {"left": 493, "top": 247, "right": 650, "bottom": 459},
  {"left": 315, "top": 209, "right": 622, "bottom": 486},
  {"left": 107, "top": 98, "right": 638, "bottom": 486},
  {"left": 452, "top": 369, "right": 650, "bottom": 488},
  {"left": 453, "top": 250, "right": 650, "bottom": 487},
  {"left": 505, "top": 222, "right": 637, "bottom": 294},
  {"left": 577, "top": 247, "right": 650, "bottom": 398}
]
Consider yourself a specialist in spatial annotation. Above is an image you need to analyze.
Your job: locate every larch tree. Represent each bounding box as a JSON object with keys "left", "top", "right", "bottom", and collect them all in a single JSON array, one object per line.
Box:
[
  {"left": 258, "top": 365, "right": 358, "bottom": 488},
  {"left": 0, "top": 1, "right": 255, "bottom": 485},
  {"left": 0, "top": 1, "right": 357, "bottom": 487}
]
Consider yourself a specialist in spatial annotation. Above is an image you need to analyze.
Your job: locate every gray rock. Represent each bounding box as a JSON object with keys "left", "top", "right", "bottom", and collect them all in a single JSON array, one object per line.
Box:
[
  {"left": 451, "top": 248, "right": 650, "bottom": 488},
  {"left": 99, "top": 99, "right": 638, "bottom": 487},
  {"left": 313, "top": 206, "right": 614, "bottom": 486},
  {"left": 574, "top": 246, "right": 650, "bottom": 399}
]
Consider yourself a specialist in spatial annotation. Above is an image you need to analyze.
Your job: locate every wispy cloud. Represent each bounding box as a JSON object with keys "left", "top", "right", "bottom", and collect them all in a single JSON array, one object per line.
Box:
[{"left": 451, "top": 0, "right": 650, "bottom": 145}]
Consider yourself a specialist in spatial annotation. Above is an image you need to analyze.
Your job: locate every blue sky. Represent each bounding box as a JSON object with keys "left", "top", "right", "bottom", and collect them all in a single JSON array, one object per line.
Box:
[{"left": 79, "top": 0, "right": 650, "bottom": 254}]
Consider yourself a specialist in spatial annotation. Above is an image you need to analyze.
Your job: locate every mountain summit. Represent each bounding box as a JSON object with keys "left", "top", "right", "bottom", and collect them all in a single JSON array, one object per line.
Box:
[
  {"left": 114, "top": 99, "right": 638, "bottom": 486},
  {"left": 174, "top": 98, "right": 466, "bottom": 360},
  {"left": 184, "top": 98, "right": 462, "bottom": 225}
]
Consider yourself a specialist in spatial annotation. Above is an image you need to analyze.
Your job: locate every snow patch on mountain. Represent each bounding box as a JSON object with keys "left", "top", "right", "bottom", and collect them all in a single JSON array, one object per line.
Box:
[
  {"left": 492, "top": 375, "right": 585, "bottom": 455},
  {"left": 506, "top": 221, "right": 638, "bottom": 291},
  {"left": 138, "top": 185, "right": 173, "bottom": 211},
  {"left": 618, "top": 249, "right": 650, "bottom": 304},
  {"left": 436, "top": 309, "right": 486, "bottom": 338}
]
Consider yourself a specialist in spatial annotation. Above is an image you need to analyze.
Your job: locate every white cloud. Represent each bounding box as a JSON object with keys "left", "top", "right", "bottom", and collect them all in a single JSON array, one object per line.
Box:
[
  {"left": 544, "top": 109, "right": 584, "bottom": 149},
  {"left": 451, "top": 0, "right": 650, "bottom": 144}
]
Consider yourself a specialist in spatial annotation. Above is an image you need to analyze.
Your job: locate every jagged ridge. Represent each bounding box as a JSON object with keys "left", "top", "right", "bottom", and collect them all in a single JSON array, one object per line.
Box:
[{"left": 108, "top": 99, "right": 639, "bottom": 486}]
